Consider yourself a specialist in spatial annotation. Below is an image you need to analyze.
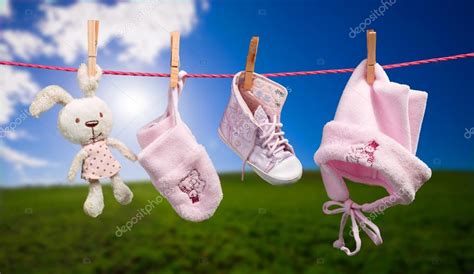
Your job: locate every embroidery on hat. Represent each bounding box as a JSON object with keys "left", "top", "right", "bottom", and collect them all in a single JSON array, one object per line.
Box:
[
  {"left": 346, "top": 140, "right": 379, "bottom": 166},
  {"left": 178, "top": 169, "right": 206, "bottom": 203}
]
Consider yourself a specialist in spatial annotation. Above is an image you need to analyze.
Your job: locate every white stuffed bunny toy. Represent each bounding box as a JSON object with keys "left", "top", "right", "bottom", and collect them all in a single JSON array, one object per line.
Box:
[{"left": 29, "top": 64, "right": 137, "bottom": 218}]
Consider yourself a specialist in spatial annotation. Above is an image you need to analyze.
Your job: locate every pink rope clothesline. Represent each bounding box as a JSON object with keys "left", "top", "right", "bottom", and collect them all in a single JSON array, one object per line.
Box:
[{"left": 0, "top": 52, "right": 473, "bottom": 78}]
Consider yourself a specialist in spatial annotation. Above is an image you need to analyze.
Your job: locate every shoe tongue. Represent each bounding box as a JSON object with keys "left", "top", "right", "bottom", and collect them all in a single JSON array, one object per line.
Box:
[
  {"left": 254, "top": 105, "right": 269, "bottom": 124},
  {"left": 248, "top": 77, "right": 288, "bottom": 117}
]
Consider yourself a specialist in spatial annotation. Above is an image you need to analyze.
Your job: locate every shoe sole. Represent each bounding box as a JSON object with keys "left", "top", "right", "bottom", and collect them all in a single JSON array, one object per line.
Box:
[{"left": 217, "top": 128, "right": 301, "bottom": 185}]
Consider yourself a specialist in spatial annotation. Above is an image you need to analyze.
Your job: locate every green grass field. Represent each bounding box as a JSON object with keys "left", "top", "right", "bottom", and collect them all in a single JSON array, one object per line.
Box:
[{"left": 0, "top": 171, "right": 473, "bottom": 274}]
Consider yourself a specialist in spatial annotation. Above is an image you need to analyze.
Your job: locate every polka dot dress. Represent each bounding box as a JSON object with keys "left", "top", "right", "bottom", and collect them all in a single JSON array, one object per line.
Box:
[{"left": 81, "top": 140, "right": 121, "bottom": 180}]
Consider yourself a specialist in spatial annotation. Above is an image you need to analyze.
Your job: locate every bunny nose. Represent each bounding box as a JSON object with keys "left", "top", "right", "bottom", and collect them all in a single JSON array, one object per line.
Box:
[{"left": 85, "top": 120, "right": 99, "bottom": 128}]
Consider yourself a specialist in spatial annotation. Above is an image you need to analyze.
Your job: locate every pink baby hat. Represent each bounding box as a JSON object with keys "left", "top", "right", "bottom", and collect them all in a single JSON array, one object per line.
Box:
[
  {"left": 314, "top": 60, "right": 431, "bottom": 255},
  {"left": 137, "top": 71, "right": 223, "bottom": 222}
]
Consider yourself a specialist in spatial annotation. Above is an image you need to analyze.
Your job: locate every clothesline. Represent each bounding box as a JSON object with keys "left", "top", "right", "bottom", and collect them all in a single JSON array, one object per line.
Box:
[{"left": 0, "top": 52, "right": 473, "bottom": 78}]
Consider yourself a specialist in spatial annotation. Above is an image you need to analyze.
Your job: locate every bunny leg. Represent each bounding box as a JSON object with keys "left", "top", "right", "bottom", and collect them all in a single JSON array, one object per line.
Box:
[
  {"left": 83, "top": 179, "right": 104, "bottom": 218},
  {"left": 111, "top": 173, "right": 133, "bottom": 205}
]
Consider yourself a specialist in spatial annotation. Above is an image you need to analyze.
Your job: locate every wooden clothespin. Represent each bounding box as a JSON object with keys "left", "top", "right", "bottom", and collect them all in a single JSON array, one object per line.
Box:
[
  {"left": 366, "top": 29, "right": 376, "bottom": 84},
  {"left": 87, "top": 20, "right": 99, "bottom": 76},
  {"left": 243, "top": 36, "right": 259, "bottom": 90},
  {"left": 170, "top": 31, "right": 180, "bottom": 88}
]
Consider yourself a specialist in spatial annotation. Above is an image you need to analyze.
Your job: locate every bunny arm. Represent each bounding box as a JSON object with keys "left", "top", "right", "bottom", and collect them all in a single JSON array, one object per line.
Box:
[
  {"left": 106, "top": 138, "right": 138, "bottom": 162},
  {"left": 68, "top": 149, "right": 89, "bottom": 182}
]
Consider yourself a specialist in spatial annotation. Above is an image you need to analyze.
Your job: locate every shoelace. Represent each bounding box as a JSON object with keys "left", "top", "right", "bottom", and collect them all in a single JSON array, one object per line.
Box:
[
  {"left": 322, "top": 199, "right": 383, "bottom": 256},
  {"left": 259, "top": 115, "right": 290, "bottom": 157},
  {"left": 241, "top": 115, "right": 291, "bottom": 180}
]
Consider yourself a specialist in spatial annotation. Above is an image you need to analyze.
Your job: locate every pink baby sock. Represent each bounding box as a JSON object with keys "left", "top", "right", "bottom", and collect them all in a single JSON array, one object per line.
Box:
[{"left": 137, "top": 71, "right": 223, "bottom": 222}]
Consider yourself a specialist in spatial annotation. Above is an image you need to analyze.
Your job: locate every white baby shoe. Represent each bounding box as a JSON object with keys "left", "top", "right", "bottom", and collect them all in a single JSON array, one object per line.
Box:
[{"left": 218, "top": 72, "right": 302, "bottom": 185}]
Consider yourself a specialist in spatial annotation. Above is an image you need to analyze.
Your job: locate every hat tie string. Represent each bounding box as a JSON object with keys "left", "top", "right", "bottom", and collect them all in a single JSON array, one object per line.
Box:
[{"left": 322, "top": 199, "right": 383, "bottom": 256}]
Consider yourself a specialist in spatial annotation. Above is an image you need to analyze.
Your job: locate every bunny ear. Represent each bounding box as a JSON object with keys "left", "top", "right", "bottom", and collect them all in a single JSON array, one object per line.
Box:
[
  {"left": 29, "top": 85, "right": 73, "bottom": 118},
  {"left": 77, "top": 63, "right": 103, "bottom": 97}
]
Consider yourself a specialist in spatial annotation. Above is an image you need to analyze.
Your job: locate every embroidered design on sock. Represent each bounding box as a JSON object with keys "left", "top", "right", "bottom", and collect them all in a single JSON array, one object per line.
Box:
[
  {"left": 345, "top": 140, "right": 379, "bottom": 166},
  {"left": 178, "top": 169, "right": 206, "bottom": 203}
]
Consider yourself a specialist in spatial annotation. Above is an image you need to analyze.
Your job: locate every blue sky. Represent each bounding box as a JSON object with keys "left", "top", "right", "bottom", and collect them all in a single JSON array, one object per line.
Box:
[{"left": 0, "top": 0, "right": 473, "bottom": 186}]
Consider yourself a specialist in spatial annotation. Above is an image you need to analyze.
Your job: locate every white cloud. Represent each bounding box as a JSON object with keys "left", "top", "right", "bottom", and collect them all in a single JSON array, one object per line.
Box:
[
  {"left": 0, "top": 66, "right": 38, "bottom": 124},
  {"left": 2, "top": 31, "right": 54, "bottom": 60},
  {"left": 0, "top": 0, "right": 11, "bottom": 17},
  {"left": 2, "top": 129, "right": 34, "bottom": 141},
  {"left": 0, "top": 1, "right": 202, "bottom": 63},
  {"left": 37, "top": 0, "right": 198, "bottom": 64},
  {"left": 0, "top": 43, "right": 11, "bottom": 60},
  {"left": 16, "top": 169, "right": 64, "bottom": 186},
  {"left": 0, "top": 143, "right": 49, "bottom": 170}
]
